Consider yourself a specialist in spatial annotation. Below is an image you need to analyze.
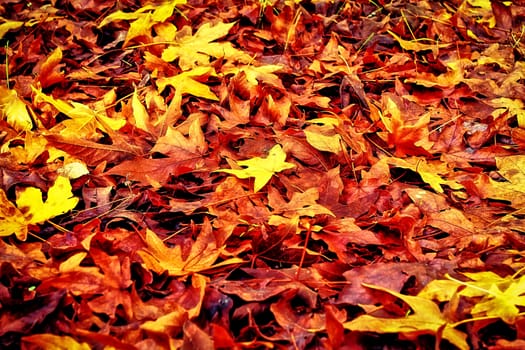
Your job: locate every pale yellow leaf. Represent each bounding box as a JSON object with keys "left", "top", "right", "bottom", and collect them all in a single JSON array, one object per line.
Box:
[
  {"left": 32, "top": 87, "right": 126, "bottom": 136},
  {"left": 57, "top": 162, "right": 89, "bottom": 179},
  {"left": 481, "top": 155, "right": 525, "bottom": 207},
  {"left": 222, "top": 64, "right": 284, "bottom": 87},
  {"left": 304, "top": 130, "right": 343, "bottom": 153},
  {"left": 489, "top": 97, "right": 525, "bottom": 128}
]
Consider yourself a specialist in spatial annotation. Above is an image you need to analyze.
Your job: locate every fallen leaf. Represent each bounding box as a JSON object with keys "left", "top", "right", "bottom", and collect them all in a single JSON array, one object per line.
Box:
[
  {"left": 138, "top": 218, "right": 242, "bottom": 276},
  {"left": 98, "top": 1, "right": 186, "bottom": 47},
  {"left": 344, "top": 283, "right": 469, "bottom": 350},
  {"left": 216, "top": 144, "right": 296, "bottom": 192},
  {"left": 161, "top": 22, "right": 251, "bottom": 70},
  {"left": 381, "top": 157, "right": 463, "bottom": 193},
  {"left": 388, "top": 30, "right": 451, "bottom": 52},
  {"left": 36, "top": 47, "right": 65, "bottom": 88},
  {"left": 0, "top": 188, "right": 28, "bottom": 240},
  {"left": 156, "top": 66, "right": 219, "bottom": 101},
  {"left": 481, "top": 155, "right": 525, "bottom": 207},
  {"left": 0, "top": 86, "right": 33, "bottom": 131},
  {"left": 16, "top": 176, "right": 79, "bottom": 226},
  {"left": 22, "top": 333, "right": 91, "bottom": 350}
]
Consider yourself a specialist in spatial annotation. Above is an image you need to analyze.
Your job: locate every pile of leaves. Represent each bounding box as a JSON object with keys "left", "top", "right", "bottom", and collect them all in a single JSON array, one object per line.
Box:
[{"left": 1, "top": 0, "right": 525, "bottom": 348}]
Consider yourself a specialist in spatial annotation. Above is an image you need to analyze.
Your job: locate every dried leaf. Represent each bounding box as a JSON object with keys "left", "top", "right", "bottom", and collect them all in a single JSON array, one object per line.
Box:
[
  {"left": 482, "top": 155, "right": 525, "bottom": 207},
  {"left": 388, "top": 30, "right": 451, "bottom": 52},
  {"left": 156, "top": 66, "right": 219, "bottom": 101},
  {"left": 381, "top": 157, "right": 463, "bottom": 193},
  {"left": 37, "top": 47, "right": 65, "bottom": 88},
  {"left": 161, "top": 22, "right": 250, "bottom": 70},
  {"left": 16, "top": 176, "right": 79, "bottom": 226},
  {"left": 0, "top": 188, "right": 27, "bottom": 240},
  {"left": 216, "top": 144, "right": 296, "bottom": 192},
  {"left": 0, "top": 86, "right": 33, "bottom": 131},
  {"left": 22, "top": 333, "right": 91, "bottom": 350},
  {"left": 344, "top": 283, "right": 469, "bottom": 350},
  {"left": 138, "top": 219, "right": 242, "bottom": 276}
]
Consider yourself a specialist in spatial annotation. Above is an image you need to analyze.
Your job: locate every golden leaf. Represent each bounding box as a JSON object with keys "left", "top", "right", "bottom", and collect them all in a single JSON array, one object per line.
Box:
[
  {"left": 0, "top": 86, "right": 33, "bottom": 131},
  {"left": 16, "top": 176, "right": 79, "bottom": 225},
  {"left": 0, "top": 189, "right": 27, "bottom": 240},
  {"left": 344, "top": 283, "right": 468, "bottom": 350},
  {"left": 216, "top": 144, "right": 296, "bottom": 193},
  {"left": 161, "top": 22, "right": 251, "bottom": 70}
]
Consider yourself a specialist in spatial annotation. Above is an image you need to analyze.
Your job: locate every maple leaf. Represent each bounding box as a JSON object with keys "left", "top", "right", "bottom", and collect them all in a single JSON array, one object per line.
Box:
[
  {"left": 151, "top": 117, "right": 207, "bottom": 156},
  {"left": 0, "top": 86, "right": 33, "bottom": 131},
  {"left": 16, "top": 176, "right": 79, "bottom": 226},
  {"left": 216, "top": 144, "right": 296, "bottom": 193},
  {"left": 0, "top": 17, "right": 25, "bottom": 39},
  {"left": 344, "top": 283, "right": 469, "bottom": 350},
  {"left": 377, "top": 95, "right": 434, "bottom": 156},
  {"left": 32, "top": 87, "right": 126, "bottom": 138},
  {"left": 161, "top": 22, "right": 251, "bottom": 70},
  {"left": 0, "top": 188, "right": 27, "bottom": 240},
  {"left": 138, "top": 219, "right": 242, "bottom": 276},
  {"left": 0, "top": 176, "right": 78, "bottom": 241},
  {"left": 268, "top": 187, "right": 335, "bottom": 221},
  {"left": 98, "top": 1, "right": 186, "bottom": 47},
  {"left": 446, "top": 272, "right": 525, "bottom": 324},
  {"left": 489, "top": 97, "right": 525, "bottom": 128},
  {"left": 380, "top": 157, "right": 463, "bottom": 193},
  {"left": 36, "top": 47, "right": 65, "bottom": 88},
  {"left": 480, "top": 155, "right": 525, "bottom": 207},
  {"left": 304, "top": 117, "right": 344, "bottom": 154},
  {"left": 156, "top": 66, "right": 219, "bottom": 101},
  {"left": 222, "top": 63, "right": 284, "bottom": 88}
]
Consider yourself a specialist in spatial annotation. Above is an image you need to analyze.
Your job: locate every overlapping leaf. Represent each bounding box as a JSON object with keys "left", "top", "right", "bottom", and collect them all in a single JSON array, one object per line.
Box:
[{"left": 216, "top": 144, "right": 296, "bottom": 192}]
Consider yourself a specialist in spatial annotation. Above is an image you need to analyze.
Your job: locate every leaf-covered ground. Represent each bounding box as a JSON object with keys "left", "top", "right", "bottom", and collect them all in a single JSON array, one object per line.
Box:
[{"left": 1, "top": 0, "right": 525, "bottom": 348}]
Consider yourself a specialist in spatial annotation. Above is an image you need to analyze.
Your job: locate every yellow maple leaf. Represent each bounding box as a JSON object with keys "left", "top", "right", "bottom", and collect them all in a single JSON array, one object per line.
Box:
[
  {"left": 0, "top": 189, "right": 27, "bottom": 240},
  {"left": 16, "top": 176, "right": 79, "bottom": 225},
  {"left": 156, "top": 66, "right": 219, "bottom": 101},
  {"left": 344, "top": 283, "right": 469, "bottom": 350},
  {"left": 381, "top": 156, "right": 463, "bottom": 193},
  {"left": 32, "top": 87, "right": 126, "bottom": 137},
  {"left": 161, "top": 22, "right": 251, "bottom": 70},
  {"left": 98, "top": 1, "right": 186, "bottom": 47},
  {"left": 304, "top": 117, "right": 344, "bottom": 154},
  {"left": 481, "top": 155, "right": 525, "bottom": 207},
  {"left": 216, "top": 144, "right": 296, "bottom": 193},
  {"left": 489, "top": 97, "right": 525, "bottom": 128},
  {"left": 222, "top": 64, "right": 284, "bottom": 87},
  {"left": 0, "top": 86, "right": 33, "bottom": 131}
]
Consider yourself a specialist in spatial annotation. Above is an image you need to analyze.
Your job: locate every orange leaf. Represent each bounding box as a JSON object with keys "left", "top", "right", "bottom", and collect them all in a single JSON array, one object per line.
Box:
[
  {"left": 37, "top": 47, "right": 65, "bottom": 88},
  {"left": 139, "top": 218, "right": 242, "bottom": 276}
]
